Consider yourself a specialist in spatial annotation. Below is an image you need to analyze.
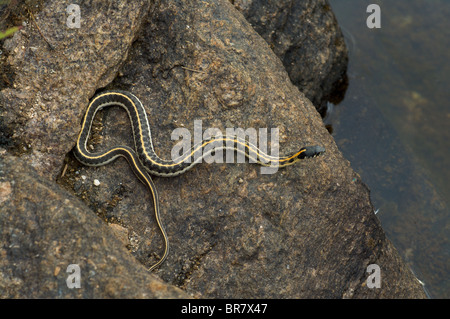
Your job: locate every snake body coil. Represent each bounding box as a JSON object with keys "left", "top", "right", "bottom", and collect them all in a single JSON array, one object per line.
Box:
[{"left": 74, "top": 90, "right": 325, "bottom": 270}]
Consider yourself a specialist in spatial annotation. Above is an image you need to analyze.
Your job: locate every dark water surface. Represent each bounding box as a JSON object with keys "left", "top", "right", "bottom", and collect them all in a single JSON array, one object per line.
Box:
[{"left": 328, "top": 0, "right": 449, "bottom": 298}]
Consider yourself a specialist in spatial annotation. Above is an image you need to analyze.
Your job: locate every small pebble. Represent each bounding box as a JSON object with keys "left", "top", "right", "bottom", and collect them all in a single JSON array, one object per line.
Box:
[{"left": 93, "top": 179, "right": 100, "bottom": 186}]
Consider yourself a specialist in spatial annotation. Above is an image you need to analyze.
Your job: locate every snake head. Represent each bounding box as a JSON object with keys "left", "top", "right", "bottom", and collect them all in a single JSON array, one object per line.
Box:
[{"left": 298, "top": 145, "right": 325, "bottom": 159}]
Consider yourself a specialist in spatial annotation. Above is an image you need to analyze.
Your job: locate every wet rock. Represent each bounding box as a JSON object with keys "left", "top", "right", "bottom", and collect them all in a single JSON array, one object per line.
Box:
[
  {"left": 231, "top": 0, "right": 348, "bottom": 112},
  {"left": 0, "top": 0, "right": 426, "bottom": 298},
  {"left": 0, "top": 151, "right": 189, "bottom": 298}
]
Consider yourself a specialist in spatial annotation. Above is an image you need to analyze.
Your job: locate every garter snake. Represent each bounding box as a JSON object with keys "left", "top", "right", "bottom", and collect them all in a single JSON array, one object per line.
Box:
[{"left": 73, "top": 90, "right": 325, "bottom": 271}]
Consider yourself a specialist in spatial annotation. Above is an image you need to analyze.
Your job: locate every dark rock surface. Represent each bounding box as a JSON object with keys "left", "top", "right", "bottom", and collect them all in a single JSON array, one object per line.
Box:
[
  {"left": 0, "top": 151, "right": 189, "bottom": 298},
  {"left": 231, "top": 0, "right": 348, "bottom": 112},
  {"left": 0, "top": 0, "right": 426, "bottom": 298},
  {"left": 0, "top": 0, "right": 151, "bottom": 179}
]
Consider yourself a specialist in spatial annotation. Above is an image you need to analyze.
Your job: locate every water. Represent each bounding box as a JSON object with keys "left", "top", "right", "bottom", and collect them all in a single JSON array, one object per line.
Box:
[{"left": 327, "top": 0, "right": 449, "bottom": 298}]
